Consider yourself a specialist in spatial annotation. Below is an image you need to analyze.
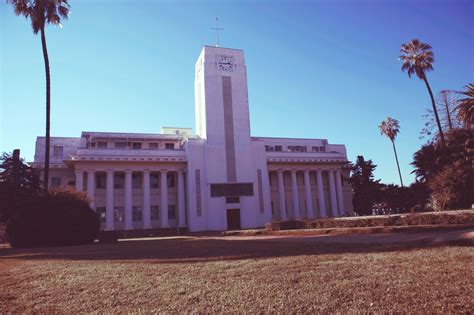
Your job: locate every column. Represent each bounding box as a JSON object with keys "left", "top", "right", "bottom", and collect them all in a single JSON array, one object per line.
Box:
[
  {"left": 177, "top": 170, "right": 186, "bottom": 227},
  {"left": 328, "top": 170, "right": 338, "bottom": 217},
  {"left": 160, "top": 170, "right": 169, "bottom": 228},
  {"left": 290, "top": 170, "right": 301, "bottom": 220},
  {"left": 303, "top": 170, "right": 314, "bottom": 219},
  {"left": 277, "top": 170, "right": 287, "bottom": 221},
  {"left": 335, "top": 170, "right": 346, "bottom": 216},
  {"left": 86, "top": 170, "right": 95, "bottom": 209},
  {"left": 316, "top": 170, "right": 326, "bottom": 218},
  {"left": 105, "top": 170, "right": 114, "bottom": 230},
  {"left": 142, "top": 170, "right": 151, "bottom": 229},
  {"left": 75, "top": 170, "right": 84, "bottom": 192},
  {"left": 124, "top": 170, "right": 133, "bottom": 230}
]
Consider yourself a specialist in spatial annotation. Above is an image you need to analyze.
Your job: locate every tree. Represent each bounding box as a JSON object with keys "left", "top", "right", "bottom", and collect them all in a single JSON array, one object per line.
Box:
[
  {"left": 411, "top": 128, "right": 474, "bottom": 210},
  {"left": 420, "top": 90, "right": 462, "bottom": 140},
  {"left": 0, "top": 152, "right": 41, "bottom": 194},
  {"left": 379, "top": 117, "right": 404, "bottom": 187},
  {"left": 411, "top": 144, "right": 437, "bottom": 182},
  {"left": 0, "top": 151, "right": 41, "bottom": 223},
  {"left": 7, "top": 0, "right": 70, "bottom": 191},
  {"left": 400, "top": 39, "right": 446, "bottom": 148},
  {"left": 456, "top": 83, "right": 474, "bottom": 129},
  {"left": 348, "top": 156, "right": 381, "bottom": 215}
]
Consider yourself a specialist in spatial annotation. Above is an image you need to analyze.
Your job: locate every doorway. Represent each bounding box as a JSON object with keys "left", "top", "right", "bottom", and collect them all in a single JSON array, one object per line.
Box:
[{"left": 226, "top": 208, "right": 241, "bottom": 230}]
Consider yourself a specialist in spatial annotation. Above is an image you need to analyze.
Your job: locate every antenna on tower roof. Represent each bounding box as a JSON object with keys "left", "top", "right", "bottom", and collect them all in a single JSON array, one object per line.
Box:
[{"left": 211, "top": 17, "right": 223, "bottom": 47}]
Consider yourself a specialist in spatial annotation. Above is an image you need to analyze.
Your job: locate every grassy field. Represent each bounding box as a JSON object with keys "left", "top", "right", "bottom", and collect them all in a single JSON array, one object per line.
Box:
[{"left": 1, "top": 230, "right": 473, "bottom": 313}]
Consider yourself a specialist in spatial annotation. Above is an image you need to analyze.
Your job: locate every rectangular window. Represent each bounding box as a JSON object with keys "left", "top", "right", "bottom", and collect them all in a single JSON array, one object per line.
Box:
[
  {"left": 265, "top": 145, "right": 274, "bottom": 152},
  {"left": 320, "top": 146, "right": 326, "bottom": 152},
  {"left": 275, "top": 145, "right": 282, "bottom": 152},
  {"left": 150, "top": 174, "right": 159, "bottom": 188},
  {"left": 97, "top": 141, "right": 108, "bottom": 149},
  {"left": 132, "top": 142, "right": 142, "bottom": 149},
  {"left": 167, "top": 173, "right": 175, "bottom": 188},
  {"left": 288, "top": 146, "right": 295, "bottom": 152},
  {"left": 114, "top": 174, "right": 124, "bottom": 189},
  {"left": 312, "top": 146, "right": 320, "bottom": 152},
  {"left": 96, "top": 207, "right": 106, "bottom": 223},
  {"left": 226, "top": 197, "right": 240, "bottom": 204},
  {"left": 96, "top": 174, "right": 106, "bottom": 189},
  {"left": 132, "top": 174, "right": 142, "bottom": 189},
  {"left": 195, "top": 169, "right": 201, "bottom": 216},
  {"left": 151, "top": 205, "right": 160, "bottom": 220},
  {"left": 51, "top": 177, "right": 62, "bottom": 188},
  {"left": 165, "top": 143, "right": 175, "bottom": 150},
  {"left": 210, "top": 183, "right": 254, "bottom": 197},
  {"left": 114, "top": 207, "right": 124, "bottom": 222},
  {"left": 168, "top": 205, "right": 176, "bottom": 220},
  {"left": 132, "top": 206, "right": 142, "bottom": 222},
  {"left": 53, "top": 145, "right": 63, "bottom": 157},
  {"left": 115, "top": 142, "right": 127, "bottom": 149},
  {"left": 148, "top": 142, "right": 159, "bottom": 149}
]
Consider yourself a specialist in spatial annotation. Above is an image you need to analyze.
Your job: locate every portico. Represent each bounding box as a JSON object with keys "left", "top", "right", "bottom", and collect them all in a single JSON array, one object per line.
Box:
[
  {"left": 268, "top": 167, "right": 348, "bottom": 221},
  {"left": 73, "top": 165, "right": 187, "bottom": 230}
]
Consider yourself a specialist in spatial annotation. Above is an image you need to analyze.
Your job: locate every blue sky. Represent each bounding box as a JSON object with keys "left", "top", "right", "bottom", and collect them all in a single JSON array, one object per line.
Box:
[{"left": 1, "top": 0, "right": 473, "bottom": 185}]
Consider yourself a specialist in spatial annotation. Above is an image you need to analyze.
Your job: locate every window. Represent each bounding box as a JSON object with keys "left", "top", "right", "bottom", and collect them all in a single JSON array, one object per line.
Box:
[
  {"left": 210, "top": 183, "right": 254, "bottom": 197},
  {"left": 165, "top": 143, "right": 175, "bottom": 150},
  {"left": 312, "top": 146, "right": 320, "bottom": 152},
  {"left": 265, "top": 145, "right": 274, "bottom": 152},
  {"left": 168, "top": 205, "right": 176, "bottom": 220},
  {"left": 151, "top": 206, "right": 160, "bottom": 220},
  {"left": 115, "top": 142, "right": 127, "bottom": 149},
  {"left": 226, "top": 197, "right": 240, "bottom": 204},
  {"left": 167, "top": 173, "right": 175, "bottom": 188},
  {"left": 132, "top": 174, "right": 142, "bottom": 189},
  {"left": 132, "top": 206, "right": 142, "bottom": 222},
  {"left": 148, "top": 142, "right": 159, "bottom": 149},
  {"left": 150, "top": 174, "right": 159, "bottom": 188},
  {"left": 51, "top": 177, "right": 62, "bottom": 188},
  {"left": 97, "top": 141, "right": 108, "bottom": 149},
  {"left": 96, "top": 174, "right": 106, "bottom": 189},
  {"left": 53, "top": 145, "right": 63, "bottom": 157},
  {"left": 132, "top": 142, "right": 142, "bottom": 149},
  {"left": 275, "top": 145, "right": 282, "bottom": 152},
  {"left": 289, "top": 145, "right": 307, "bottom": 152},
  {"left": 114, "top": 174, "right": 124, "bottom": 189},
  {"left": 114, "top": 207, "right": 124, "bottom": 222},
  {"left": 320, "top": 146, "right": 326, "bottom": 152},
  {"left": 96, "top": 207, "right": 106, "bottom": 223}
]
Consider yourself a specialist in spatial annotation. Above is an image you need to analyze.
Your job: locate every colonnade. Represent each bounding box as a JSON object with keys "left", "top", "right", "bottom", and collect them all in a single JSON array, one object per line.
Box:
[
  {"left": 75, "top": 169, "right": 186, "bottom": 230},
  {"left": 272, "top": 169, "right": 346, "bottom": 220}
]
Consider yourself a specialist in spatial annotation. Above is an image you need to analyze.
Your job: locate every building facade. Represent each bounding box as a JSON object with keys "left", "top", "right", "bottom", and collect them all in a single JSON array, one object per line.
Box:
[{"left": 32, "top": 45, "right": 353, "bottom": 232}]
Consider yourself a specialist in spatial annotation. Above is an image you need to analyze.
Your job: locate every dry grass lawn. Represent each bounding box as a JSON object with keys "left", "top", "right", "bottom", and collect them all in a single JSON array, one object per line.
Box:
[{"left": 1, "top": 230, "right": 473, "bottom": 313}]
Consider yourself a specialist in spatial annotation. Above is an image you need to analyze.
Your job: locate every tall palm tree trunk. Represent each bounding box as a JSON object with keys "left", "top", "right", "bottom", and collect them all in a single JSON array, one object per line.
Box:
[
  {"left": 40, "top": 26, "right": 51, "bottom": 192},
  {"left": 422, "top": 74, "right": 446, "bottom": 148},
  {"left": 391, "top": 140, "right": 404, "bottom": 187}
]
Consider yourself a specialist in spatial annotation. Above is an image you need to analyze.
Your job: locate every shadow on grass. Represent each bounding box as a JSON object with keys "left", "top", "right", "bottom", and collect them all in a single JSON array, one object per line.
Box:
[{"left": 0, "top": 230, "right": 472, "bottom": 264}]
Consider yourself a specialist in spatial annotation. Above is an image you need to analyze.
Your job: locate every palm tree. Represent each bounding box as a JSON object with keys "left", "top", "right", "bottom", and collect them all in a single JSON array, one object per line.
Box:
[
  {"left": 456, "top": 83, "right": 474, "bottom": 129},
  {"left": 400, "top": 39, "right": 446, "bottom": 148},
  {"left": 379, "top": 117, "right": 404, "bottom": 187},
  {"left": 7, "top": 0, "right": 70, "bottom": 192}
]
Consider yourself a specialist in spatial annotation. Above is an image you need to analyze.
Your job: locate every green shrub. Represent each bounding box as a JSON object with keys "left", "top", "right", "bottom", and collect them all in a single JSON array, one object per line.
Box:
[{"left": 6, "top": 189, "right": 100, "bottom": 248}]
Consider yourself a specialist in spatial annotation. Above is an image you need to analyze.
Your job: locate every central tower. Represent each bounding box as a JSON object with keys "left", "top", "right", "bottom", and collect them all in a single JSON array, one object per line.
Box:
[
  {"left": 194, "top": 46, "right": 263, "bottom": 230},
  {"left": 195, "top": 46, "right": 253, "bottom": 184}
]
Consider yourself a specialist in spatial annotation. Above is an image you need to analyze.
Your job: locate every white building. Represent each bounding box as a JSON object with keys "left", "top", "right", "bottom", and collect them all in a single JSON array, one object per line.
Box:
[{"left": 32, "top": 45, "right": 353, "bottom": 232}]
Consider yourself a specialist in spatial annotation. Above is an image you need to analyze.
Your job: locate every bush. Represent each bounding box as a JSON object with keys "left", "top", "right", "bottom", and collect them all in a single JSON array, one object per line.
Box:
[{"left": 6, "top": 189, "right": 100, "bottom": 248}]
